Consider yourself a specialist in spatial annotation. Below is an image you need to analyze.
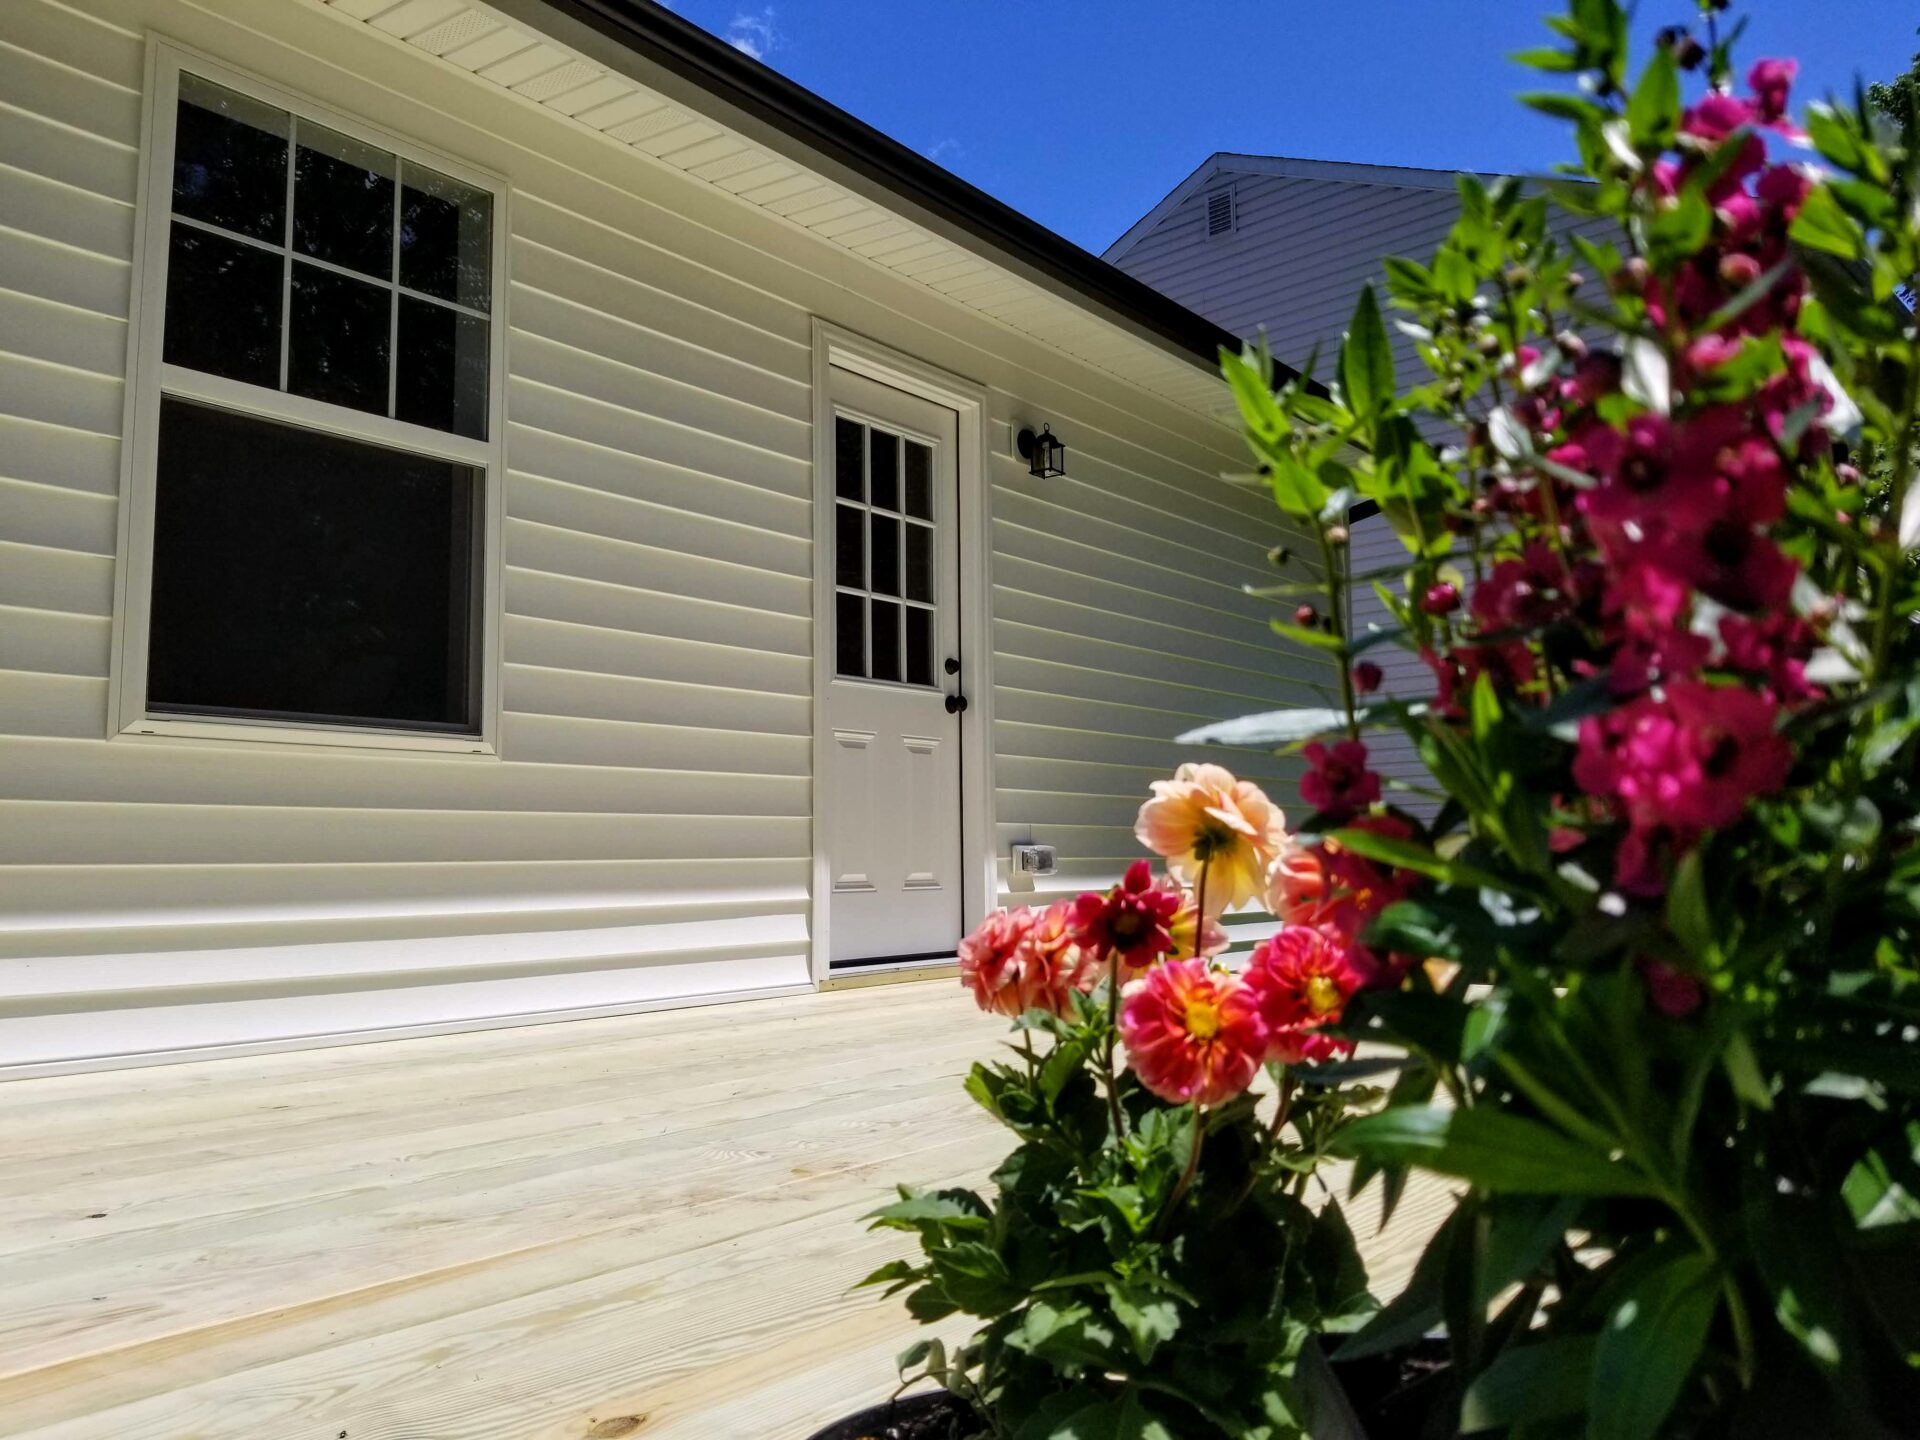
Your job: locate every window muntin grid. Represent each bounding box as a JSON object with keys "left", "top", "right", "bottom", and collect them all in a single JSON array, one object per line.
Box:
[
  {"left": 832, "top": 414, "right": 938, "bottom": 687},
  {"left": 164, "top": 72, "right": 493, "bottom": 441}
]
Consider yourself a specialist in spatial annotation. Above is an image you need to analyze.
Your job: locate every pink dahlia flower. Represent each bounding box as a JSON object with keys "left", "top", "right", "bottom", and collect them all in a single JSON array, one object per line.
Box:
[
  {"left": 1135, "top": 763, "right": 1288, "bottom": 915},
  {"left": 1119, "top": 959, "right": 1266, "bottom": 1106},
  {"left": 1245, "top": 926, "right": 1364, "bottom": 1066}
]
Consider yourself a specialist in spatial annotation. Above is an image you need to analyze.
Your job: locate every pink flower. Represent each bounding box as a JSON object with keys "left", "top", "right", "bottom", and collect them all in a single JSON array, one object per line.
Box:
[
  {"left": 1070, "top": 860, "right": 1183, "bottom": 977},
  {"left": 1245, "top": 926, "right": 1364, "bottom": 1066},
  {"left": 1319, "top": 813, "right": 1419, "bottom": 943},
  {"left": 1119, "top": 960, "right": 1266, "bottom": 1106},
  {"left": 1748, "top": 58, "right": 1797, "bottom": 125},
  {"left": 1718, "top": 611, "right": 1819, "bottom": 703},
  {"left": 1681, "top": 92, "right": 1757, "bottom": 144},
  {"left": 1573, "top": 681, "right": 1791, "bottom": 834},
  {"left": 1135, "top": 763, "right": 1289, "bottom": 915},
  {"left": 1353, "top": 661, "right": 1384, "bottom": 694},
  {"left": 1639, "top": 957, "right": 1706, "bottom": 1018},
  {"left": 960, "top": 907, "right": 1075, "bottom": 1018},
  {"left": 1300, "top": 740, "right": 1382, "bottom": 819},
  {"left": 1265, "top": 840, "right": 1329, "bottom": 925}
]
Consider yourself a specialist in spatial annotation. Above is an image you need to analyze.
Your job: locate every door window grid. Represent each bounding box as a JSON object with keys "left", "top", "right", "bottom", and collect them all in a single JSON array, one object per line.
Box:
[{"left": 833, "top": 415, "right": 937, "bottom": 687}]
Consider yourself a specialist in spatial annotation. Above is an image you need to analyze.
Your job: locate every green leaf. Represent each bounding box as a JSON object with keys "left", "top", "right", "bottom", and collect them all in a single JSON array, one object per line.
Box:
[
  {"left": 1011, "top": 1299, "right": 1123, "bottom": 1369},
  {"left": 1269, "top": 619, "right": 1348, "bottom": 654},
  {"left": 1461, "top": 1334, "right": 1596, "bottom": 1433},
  {"left": 1326, "top": 826, "right": 1524, "bottom": 896},
  {"left": 1588, "top": 1250, "right": 1719, "bottom": 1440},
  {"left": 1334, "top": 1106, "right": 1654, "bottom": 1196},
  {"left": 1106, "top": 1280, "right": 1181, "bottom": 1363},
  {"left": 1626, "top": 46, "right": 1680, "bottom": 150},
  {"left": 857, "top": 1258, "right": 919, "bottom": 1290},
  {"left": 866, "top": 1186, "right": 991, "bottom": 1233},
  {"left": 1663, "top": 850, "right": 1713, "bottom": 962},
  {"left": 1790, "top": 183, "right": 1864, "bottom": 260},
  {"left": 1339, "top": 284, "right": 1395, "bottom": 421}
]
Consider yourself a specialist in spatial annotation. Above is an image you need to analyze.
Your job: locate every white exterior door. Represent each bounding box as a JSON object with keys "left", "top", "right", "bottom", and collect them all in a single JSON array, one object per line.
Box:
[{"left": 824, "top": 367, "right": 965, "bottom": 965}]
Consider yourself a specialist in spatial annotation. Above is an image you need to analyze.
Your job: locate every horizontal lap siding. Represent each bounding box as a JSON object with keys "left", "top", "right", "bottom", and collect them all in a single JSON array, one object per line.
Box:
[
  {"left": 0, "top": 0, "right": 1317, "bottom": 1067},
  {"left": 0, "top": 0, "right": 822, "bottom": 1067},
  {"left": 1111, "top": 168, "right": 1613, "bottom": 817}
]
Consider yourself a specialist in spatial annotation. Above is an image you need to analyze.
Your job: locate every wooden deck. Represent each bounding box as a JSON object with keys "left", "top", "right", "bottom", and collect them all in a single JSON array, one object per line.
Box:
[{"left": 0, "top": 979, "right": 1449, "bottom": 1438}]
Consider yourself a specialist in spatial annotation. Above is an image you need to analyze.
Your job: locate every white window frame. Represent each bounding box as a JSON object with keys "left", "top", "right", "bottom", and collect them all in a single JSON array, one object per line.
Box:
[{"left": 109, "top": 41, "right": 510, "bottom": 757}]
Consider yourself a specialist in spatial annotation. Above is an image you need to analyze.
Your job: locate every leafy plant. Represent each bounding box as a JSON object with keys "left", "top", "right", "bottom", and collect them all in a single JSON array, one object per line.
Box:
[
  {"left": 865, "top": 782, "right": 1393, "bottom": 1437},
  {"left": 1193, "top": 1, "right": 1920, "bottom": 1435}
]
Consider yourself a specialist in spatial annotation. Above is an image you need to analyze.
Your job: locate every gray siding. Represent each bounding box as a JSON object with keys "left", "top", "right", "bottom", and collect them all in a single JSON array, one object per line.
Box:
[{"left": 1110, "top": 161, "right": 1607, "bottom": 808}]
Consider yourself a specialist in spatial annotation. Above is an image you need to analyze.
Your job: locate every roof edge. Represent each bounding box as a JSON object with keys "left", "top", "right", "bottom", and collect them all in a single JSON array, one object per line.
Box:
[{"left": 531, "top": 0, "right": 1286, "bottom": 385}]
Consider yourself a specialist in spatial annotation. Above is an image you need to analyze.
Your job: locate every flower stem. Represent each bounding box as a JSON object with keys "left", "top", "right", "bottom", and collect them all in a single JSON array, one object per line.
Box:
[
  {"left": 1193, "top": 860, "right": 1210, "bottom": 960},
  {"left": 1317, "top": 524, "right": 1362, "bottom": 740},
  {"left": 1154, "top": 1106, "right": 1208, "bottom": 1238},
  {"left": 1103, "top": 971, "right": 1127, "bottom": 1142}
]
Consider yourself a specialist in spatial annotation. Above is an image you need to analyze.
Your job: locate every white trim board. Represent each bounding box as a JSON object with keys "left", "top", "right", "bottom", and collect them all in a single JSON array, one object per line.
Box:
[{"left": 807, "top": 320, "right": 995, "bottom": 983}]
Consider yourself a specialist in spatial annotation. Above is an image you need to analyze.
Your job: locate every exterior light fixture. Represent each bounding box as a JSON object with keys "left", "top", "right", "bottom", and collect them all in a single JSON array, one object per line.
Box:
[{"left": 1016, "top": 424, "right": 1066, "bottom": 479}]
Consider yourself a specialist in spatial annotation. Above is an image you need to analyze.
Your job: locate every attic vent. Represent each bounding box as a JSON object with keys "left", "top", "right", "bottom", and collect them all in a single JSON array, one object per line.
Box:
[{"left": 1205, "top": 188, "right": 1234, "bottom": 237}]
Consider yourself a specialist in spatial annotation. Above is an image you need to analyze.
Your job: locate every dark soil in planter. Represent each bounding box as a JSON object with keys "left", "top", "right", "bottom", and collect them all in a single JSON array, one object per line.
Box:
[
  {"left": 1328, "top": 1336, "right": 1453, "bottom": 1438},
  {"left": 805, "top": 1390, "right": 982, "bottom": 1440}
]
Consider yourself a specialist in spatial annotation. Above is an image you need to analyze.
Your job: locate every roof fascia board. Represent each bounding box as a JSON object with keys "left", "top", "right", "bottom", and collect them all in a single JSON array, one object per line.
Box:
[{"left": 496, "top": 0, "right": 1267, "bottom": 381}]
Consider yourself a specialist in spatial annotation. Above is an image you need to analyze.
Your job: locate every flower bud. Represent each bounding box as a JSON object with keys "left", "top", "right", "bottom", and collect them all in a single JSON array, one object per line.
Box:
[
  {"left": 1294, "top": 604, "right": 1318, "bottom": 627},
  {"left": 1422, "top": 581, "right": 1461, "bottom": 616},
  {"left": 1325, "top": 524, "right": 1349, "bottom": 547},
  {"left": 1267, "top": 544, "right": 1291, "bottom": 567},
  {"left": 1352, "top": 661, "right": 1383, "bottom": 694},
  {"left": 1718, "top": 252, "right": 1762, "bottom": 288},
  {"left": 1555, "top": 329, "right": 1588, "bottom": 360}
]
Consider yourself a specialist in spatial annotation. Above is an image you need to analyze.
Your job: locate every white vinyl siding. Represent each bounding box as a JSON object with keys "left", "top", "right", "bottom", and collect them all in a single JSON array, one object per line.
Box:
[{"left": 0, "top": 0, "right": 1305, "bottom": 1071}]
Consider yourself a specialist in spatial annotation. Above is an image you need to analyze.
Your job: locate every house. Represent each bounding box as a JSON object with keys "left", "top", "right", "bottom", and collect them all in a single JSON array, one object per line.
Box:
[
  {"left": 1107, "top": 153, "right": 1610, "bottom": 802},
  {"left": 0, "top": 1, "right": 1320, "bottom": 1076}
]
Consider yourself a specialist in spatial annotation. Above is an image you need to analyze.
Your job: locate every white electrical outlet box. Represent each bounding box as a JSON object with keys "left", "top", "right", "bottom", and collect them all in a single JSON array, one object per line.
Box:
[{"left": 1011, "top": 844, "right": 1057, "bottom": 878}]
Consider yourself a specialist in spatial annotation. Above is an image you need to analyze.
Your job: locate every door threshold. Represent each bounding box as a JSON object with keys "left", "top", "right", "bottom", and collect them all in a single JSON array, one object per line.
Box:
[{"left": 822, "top": 954, "right": 959, "bottom": 990}]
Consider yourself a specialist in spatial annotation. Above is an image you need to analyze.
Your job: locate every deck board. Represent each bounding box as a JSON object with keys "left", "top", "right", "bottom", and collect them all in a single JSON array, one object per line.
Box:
[{"left": 0, "top": 980, "right": 1450, "bottom": 1438}]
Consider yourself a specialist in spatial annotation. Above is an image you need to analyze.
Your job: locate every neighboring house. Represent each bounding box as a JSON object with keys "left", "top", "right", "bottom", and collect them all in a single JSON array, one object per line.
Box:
[
  {"left": 1108, "top": 153, "right": 1607, "bottom": 805},
  {"left": 0, "top": 0, "right": 1319, "bottom": 1074}
]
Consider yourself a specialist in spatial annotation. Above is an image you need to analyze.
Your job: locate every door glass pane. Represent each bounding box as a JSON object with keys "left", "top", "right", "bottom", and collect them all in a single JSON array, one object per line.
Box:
[
  {"left": 163, "top": 224, "right": 282, "bottom": 387},
  {"left": 905, "top": 522, "right": 932, "bottom": 603},
  {"left": 289, "top": 262, "right": 390, "bottom": 414},
  {"left": 904, "top": 441, "right": 933, "bottom": 519},
  {"left": 147, "top": 398, "right": 479, "bottom": 731},
  {"left": 869, "top": 428, "right": 899, "bottom": 511},
  {"left": 173, "top": 73, "right": 288, "bottom": 243},
  {"left": 835, "top": 503, "right": 864, "bottom": 589},
  {"left": 870, "top": 599, "right": 901, "bottom": 682},
  {"left": 293, "top": 121, "right": 394, "bottom": 279},
  {"left": 834, "top": 417, "right": 864, "bottom": 500},
  {"left": 396, "top": 297, "right": 489, "bottom": 439},
  {"left": 906, "top": 607, "right": 933, "bottom": 687},
  {"left": 400, "top": 162, "right": 493, "bottom": 311},
  {"left": 869, "top": 513, "right": 900, "bottom": 597},
  {"left": 835, "top": 591, "right": 865, "bottom": 678}
]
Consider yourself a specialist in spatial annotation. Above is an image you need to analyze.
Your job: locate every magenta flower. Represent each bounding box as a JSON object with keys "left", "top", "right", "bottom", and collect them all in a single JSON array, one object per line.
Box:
[
  {"left": 1574, "top": 680, "right": 1790, "bottom": 837},
  {"left": 1300, "top": 740, "right": 1382, "bottom": 819},
  {"left": 1069, "top": 859, "right": 1183, "bottom": 977}
]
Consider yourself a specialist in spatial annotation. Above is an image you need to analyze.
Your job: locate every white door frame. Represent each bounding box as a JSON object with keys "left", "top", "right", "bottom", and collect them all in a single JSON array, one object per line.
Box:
[{"left": 809, "top": 320, "right": 995, "bottom": 983}]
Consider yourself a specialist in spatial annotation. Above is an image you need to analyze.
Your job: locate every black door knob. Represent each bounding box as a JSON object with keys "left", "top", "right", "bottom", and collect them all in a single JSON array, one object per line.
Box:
[
  {"left": 944, "top": 657, "right": 960, "bottom": 675},
  {"left": 945, "top": 693, "right": 969, "bottom": 714}
]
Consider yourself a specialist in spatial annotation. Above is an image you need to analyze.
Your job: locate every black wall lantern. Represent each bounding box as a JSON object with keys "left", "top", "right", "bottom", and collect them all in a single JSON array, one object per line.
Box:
[{"left": 1016, "top": 424, "right": 1066, "bottom": 479}]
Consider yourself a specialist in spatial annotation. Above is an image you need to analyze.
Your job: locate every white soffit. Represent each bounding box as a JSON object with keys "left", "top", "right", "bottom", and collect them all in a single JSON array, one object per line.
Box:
[{"left": 319, "top": 0, "right": 1232, "bottom": 418}]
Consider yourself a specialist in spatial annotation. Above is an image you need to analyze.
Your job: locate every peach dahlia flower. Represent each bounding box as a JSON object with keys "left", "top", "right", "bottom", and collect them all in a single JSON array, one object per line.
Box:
[
  {"left": 1135, "top": 763, "right": 1288, "bottom": 917},
  {"left": 958, "top": 906, "right": 1077, "bottom": 1018}
]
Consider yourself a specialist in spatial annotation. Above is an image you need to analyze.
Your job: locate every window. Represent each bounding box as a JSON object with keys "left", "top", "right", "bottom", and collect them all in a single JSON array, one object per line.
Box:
[{"left": 118, "top": 53, "right": 504, "bottom": 750}]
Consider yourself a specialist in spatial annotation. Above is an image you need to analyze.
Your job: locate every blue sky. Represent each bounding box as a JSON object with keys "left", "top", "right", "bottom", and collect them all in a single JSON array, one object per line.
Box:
[{"left": 667, "top": 1, "right": 1917, "bottom": 256}]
